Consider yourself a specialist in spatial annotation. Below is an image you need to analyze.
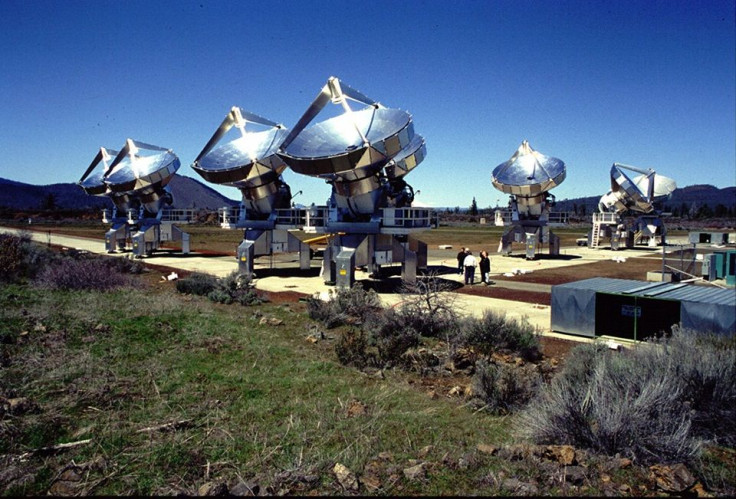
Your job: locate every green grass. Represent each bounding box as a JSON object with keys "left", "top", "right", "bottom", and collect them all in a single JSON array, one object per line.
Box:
[{"left": 1, "top": 283, "right": 521, "bottom": 495}]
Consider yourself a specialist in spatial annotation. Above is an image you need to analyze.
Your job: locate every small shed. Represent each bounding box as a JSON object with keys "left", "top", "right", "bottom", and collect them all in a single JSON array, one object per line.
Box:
[{"left": 551, "top": 277, "right": 736, "bottom": 340}]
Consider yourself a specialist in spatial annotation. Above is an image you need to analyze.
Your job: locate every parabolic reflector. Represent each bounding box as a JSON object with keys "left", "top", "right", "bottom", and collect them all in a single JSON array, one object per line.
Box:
[
  {"left": 79, "top": 147, "right": 119, "bottom": 196},
  {"left": 277, "top": 76, "right": 426, "bottom": 217},
  {"left": 104, "top": 140, "right": 180, "bottom": 195},
  {"left": 193, "top": 127, "right": 289, "bottom": 187},
  {"left": 632, "top": 173, "right": 677, "bottom": 200},
  {"left": 609, "top": 164, "right": 652, "bottom": 213},
  {"left": 191, "top": 107, "right": 292, "bottom": 217},
  {"left": 492, "top": 140, "right": 566, "bottom": 198},
  {"left": 280, "top": 107, "right": 414, "bottom": 177},
  {"left": 191, "top": 107, "right": 289, "bottom": 188}
]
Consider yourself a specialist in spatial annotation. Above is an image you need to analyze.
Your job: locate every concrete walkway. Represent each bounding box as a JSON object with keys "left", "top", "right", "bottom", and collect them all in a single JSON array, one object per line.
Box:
[{"left": 3, "top": 226, "right": 678, "bottom": 338}]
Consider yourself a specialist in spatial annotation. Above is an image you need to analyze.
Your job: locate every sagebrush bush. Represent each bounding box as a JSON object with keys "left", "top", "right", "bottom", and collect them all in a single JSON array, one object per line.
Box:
[
  {"left": 519, "top": 327, "right": 735, "bottom": 464},
  {"left": 472, "top": 359, "right": 541, "bottom": 414},
  {"left": 459, "top": 310, "right": 541, "bottom": 360},
  {"left": 366, "top": 308, "right": 421, "bottom": 367},
  {"left": 0, "top": 232, "right": 56, "bottom": 282},
  {"left": 106, "top": 255, "right": 145, "bottom": 275},
  {"left": 35, "top": 257, "right": 133, "bottom": 291},
  {"left": 334, "top": 327, "right": 377, "bottom": 368},
  {"left": 175, "top": 272, "right": 218, "bottom": 296},
  {"left": 307, "top": 285, "right": 382, "bottom": 328},
  {"left": 398, "top": 275, "right": 459, "bottom": 338},
  {"left": 209, "top": 272, "right": 261, "bottom": 306}
]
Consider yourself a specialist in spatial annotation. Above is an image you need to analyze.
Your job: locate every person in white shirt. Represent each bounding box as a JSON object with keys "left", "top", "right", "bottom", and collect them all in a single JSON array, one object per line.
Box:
[{"left": 463, "top": 250, "right": 477, "bottom": 285}]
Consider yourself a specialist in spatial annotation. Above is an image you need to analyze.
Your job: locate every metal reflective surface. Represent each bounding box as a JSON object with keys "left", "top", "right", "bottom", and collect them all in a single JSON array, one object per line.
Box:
[
  {"left": 79, "top": 148, "right": 119, "bottom": 196},
  {"left": 276, "top": 77, "right": 426, "bottom": 217},
  {"left": 492, "top": 140, "right": 566, "bottom": 196},
  {"left": 105, "top": 150, "right": 180, "bottom": 194},
  {"left": 385, "top": 134, "right": 426, "bottom": 179},
  {"left": 632, "top": 173, "right": 677, "bottom": 199},
  {"left": 191, "top": 108, "right": 292, "bottom": 217},
  {"left": 280, "top": 107, "right": 413, "bottom": 176},
  {"left": 609, "top": 164, "right": 652, "bottom": 213},
  {"left": 193, "top": 127, "right": 289, "bottom": 186}
]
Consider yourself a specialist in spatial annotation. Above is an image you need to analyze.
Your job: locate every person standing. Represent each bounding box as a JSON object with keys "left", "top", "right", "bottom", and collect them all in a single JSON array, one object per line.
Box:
[
  {"left": 463, "top": 250, "right": 477, "bottom": 285},
  {"left": 479, "top": 250, "right": 492, "bottom": 285},
  {"left": 456, "top": 248, "right": 468, "bottom": 275}
]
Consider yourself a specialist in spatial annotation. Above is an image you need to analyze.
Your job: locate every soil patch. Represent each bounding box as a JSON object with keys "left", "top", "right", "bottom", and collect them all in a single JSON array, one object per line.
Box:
[
  {"left": 496, "top": 256, "right": 664, "bottom": 286},
  {"left": 455, "top": 285, "right": 551, "bottom": 305}
]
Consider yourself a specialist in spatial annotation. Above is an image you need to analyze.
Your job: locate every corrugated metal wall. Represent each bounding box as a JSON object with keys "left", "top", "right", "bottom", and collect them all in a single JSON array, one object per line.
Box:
[{"left": 551, "top": 278, "right": 735, "bottom": 338}]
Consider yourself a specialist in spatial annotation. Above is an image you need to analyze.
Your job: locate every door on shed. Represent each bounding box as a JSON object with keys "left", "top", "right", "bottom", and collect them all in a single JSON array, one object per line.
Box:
[{"left": 594, "top": 293, "right": 681, "bottom": 341}]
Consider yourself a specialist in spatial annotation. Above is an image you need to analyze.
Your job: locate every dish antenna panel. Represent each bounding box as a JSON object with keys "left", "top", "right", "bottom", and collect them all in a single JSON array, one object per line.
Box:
[
  {"left": 78, "top": 139, "right": 188, "bottom": 256},
  {"left": 491, "top": 141, "right": 566, "bottom": 258},
  {"left": 598, "top": 163, "right": 676, "bottom": 215},
  {"left": 591, "top": 163, "right": 676, "bottom": 249},
  {"left": 190, "top": 107, "right": 311, "bottom": 278},
  {"left": 279, "top": 76, "right": 426, "bottom": 219},
  {"left": 276, "top": 76, "right": 431, "bottom": 288},
  {"left": 191, "top": 107, "right": 292, "bottom": 217}
]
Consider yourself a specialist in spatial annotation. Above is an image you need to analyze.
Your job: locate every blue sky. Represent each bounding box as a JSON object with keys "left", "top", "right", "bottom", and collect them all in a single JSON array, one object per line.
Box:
[{"left": 1, "top": 0, "right": 734, "bottom": 208}]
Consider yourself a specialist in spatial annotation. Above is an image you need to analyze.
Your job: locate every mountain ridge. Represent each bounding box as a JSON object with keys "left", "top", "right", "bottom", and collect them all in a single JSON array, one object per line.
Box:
[{"left": 0, "top": 175, "right": 239, "bottom": 212}]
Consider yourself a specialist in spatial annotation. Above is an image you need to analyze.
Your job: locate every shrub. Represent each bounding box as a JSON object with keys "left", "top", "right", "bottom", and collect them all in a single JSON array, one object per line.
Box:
[
  {"left": 175, "top": 272, "right": 218, "bottom": 296},
  {"left": 471, "top": 359, "right": 541, "bottom": 414},
  {"left": 518, "top": 326, "right": 735, "bottom": 464},
  {"left": 106, "top": 255, "right": 145, "bottom": 275},
  {"left": 335, "top": 327, "right": 377, "bottom": 369},
  {"left": 366, "top": 308, "right": 421, "bottom": 367},
  {"left": 307, "top": 284, "right": 382, "bottom": 328},
  {"left": 0, "top": 232, "right": 56, "bottom": 282},
  {"left": 209, "top": 272, "right": 261, "bottom": 306},
  {"left": 35, "top": 257, "right": 133, "bottom": 291},
  {"left": 459, "top": 310, "right": 541, "bottom": 360},
  {"left": 207, "top": 289, "right": 233, "bottom": 305},
  {"left": 398, "top": 274, "right": 459, "bottom": 338}
]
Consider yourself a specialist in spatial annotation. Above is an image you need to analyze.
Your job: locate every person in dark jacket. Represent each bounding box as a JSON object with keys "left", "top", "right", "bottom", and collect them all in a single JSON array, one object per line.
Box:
[
  {"left": 456, "top": 248, "right": 468, "bottom": 275},
  {"left": 479, "top": 250, "right": 492, "bottom": 285}
]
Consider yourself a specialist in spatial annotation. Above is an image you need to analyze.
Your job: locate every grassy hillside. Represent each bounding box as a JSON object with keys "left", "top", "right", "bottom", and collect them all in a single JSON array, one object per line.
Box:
[{"left": 1, "top": 235, "right": 734, "bottom": 496}]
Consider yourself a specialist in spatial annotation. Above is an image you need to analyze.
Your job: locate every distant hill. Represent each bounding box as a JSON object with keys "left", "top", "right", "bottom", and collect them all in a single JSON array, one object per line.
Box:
[
  {"left": 0, "top": 175, "right": 238, "bottom": 212},
  {"left": 555, "top": 184, "right": 736, "bottom": 214}
]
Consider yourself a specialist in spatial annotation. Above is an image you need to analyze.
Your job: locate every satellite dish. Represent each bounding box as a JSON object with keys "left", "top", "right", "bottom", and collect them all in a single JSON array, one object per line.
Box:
[
  {"left": 104, "top": 139, "right": 180, "bottom": 195},
  {"left": 278, "top": 76, "right": 426, "bottom": 216},
  {"left": 191, "top": 107, "right": 291, "bottom": 216},
  {"left": 600, "top": 163, "right": 676, "bottom": 214},
  {"left": 79, "top": 139, "right": 180, "bottom": 215},
  {"left": 79, "top": 146, "right": 119, "bottom": 197},
  {"left": 280, "top": 107, "right": 415, "bottom": 177},
  {"left": 632, "top": 173, "right": 677, "bottom": 200},
  {"left": 492, "top": 140, "right": 566, "bottom": 203}
]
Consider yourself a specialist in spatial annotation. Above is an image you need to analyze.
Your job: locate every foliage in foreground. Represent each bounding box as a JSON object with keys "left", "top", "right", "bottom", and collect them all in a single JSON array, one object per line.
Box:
[
  {"left": 0, "top": 231, "right": 141, "bottom": 291},
  {"left": 471, "top": 359, "right": 542, "bottom": 415},
  {"left": 0, "top": 232, "right": 54, "bottom": 283},
  {"left": 0, "top": 283, "right": 518, "bottom": 496},
  {"left": 519, "top": 327, "right": 736, "bottom": 465},
  {"left": 311, "top": 282, "right": 540, "bottom": 370},
  {"left": 175, "top": 271, "right": 262, "bottom": 306}
]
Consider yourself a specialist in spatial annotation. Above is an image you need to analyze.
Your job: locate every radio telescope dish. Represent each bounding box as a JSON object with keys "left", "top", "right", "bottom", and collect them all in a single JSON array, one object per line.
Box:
[
  {"left": 492, "top": 140, "right": 566, "bottom": 199},
  {"left": 192, "top": 107, "right": 288, "bottom": 185},
  {"left": 278, "top": 76, "right": 425, "bottom": 217},
  {"left": 280, "top": 107, "right": 414, "bottom": 177},
  {"left": 600, "top": 163, "right": 676, "bottom": 214},
  {"left": 191, "top": 107, "right": 292, "bottom": 216},
  {"left": 104, "top": 139, "right": 180, "bottom": 195},
  {"left": 79, "top": 147, "right": 119, "bottom": 197},
  {"left": 632, "top": 173, "right": 676, "bottom": 200}
]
